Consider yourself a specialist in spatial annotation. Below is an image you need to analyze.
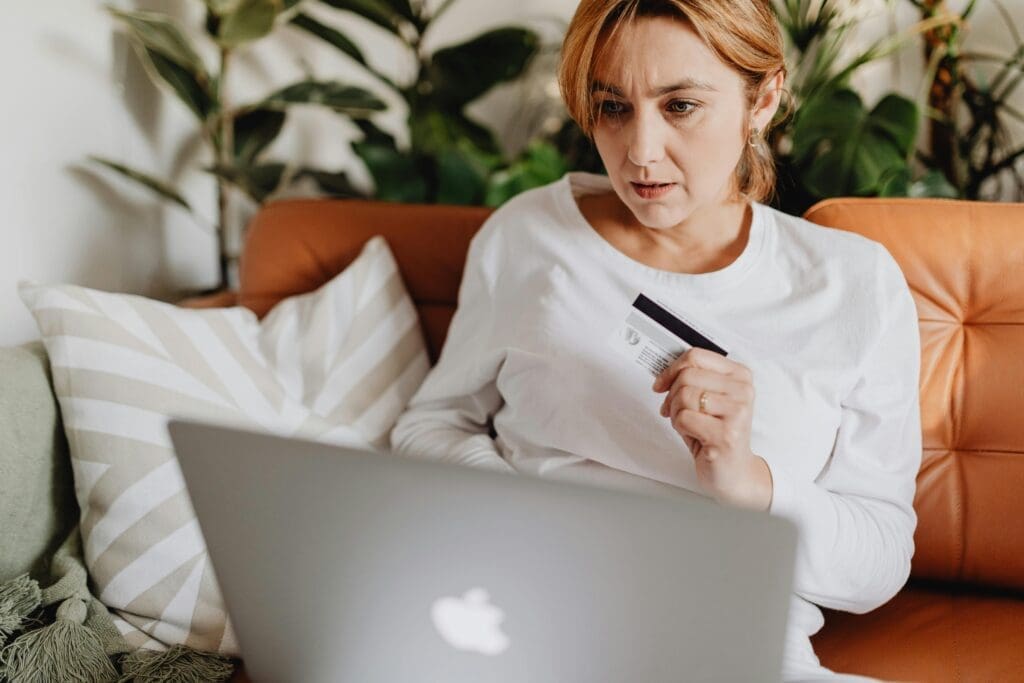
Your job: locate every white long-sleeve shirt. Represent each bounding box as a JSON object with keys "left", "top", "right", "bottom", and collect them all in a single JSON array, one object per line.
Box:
[{"left": 390, "top": 171, "right": 921, "bottom": 681}]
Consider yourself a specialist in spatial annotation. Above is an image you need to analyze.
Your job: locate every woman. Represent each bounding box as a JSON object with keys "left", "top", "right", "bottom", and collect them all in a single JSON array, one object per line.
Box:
[{"left": 391, "top": 1, "right": 921, "bottom": 681}]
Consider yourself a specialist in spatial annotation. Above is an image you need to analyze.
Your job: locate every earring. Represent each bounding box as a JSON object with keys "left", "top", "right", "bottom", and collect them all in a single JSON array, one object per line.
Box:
[{"left": 748, "top": 127, "right": 762, "bottom": 147}]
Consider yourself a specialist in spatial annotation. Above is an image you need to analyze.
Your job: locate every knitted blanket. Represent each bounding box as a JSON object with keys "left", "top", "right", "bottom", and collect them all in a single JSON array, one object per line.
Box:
[{"left": 0, "top": 526, "right": 237, "bottom": 683}]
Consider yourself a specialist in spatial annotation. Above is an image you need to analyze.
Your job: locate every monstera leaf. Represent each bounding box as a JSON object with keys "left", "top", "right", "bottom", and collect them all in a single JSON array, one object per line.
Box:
[
  {"left": 792, "top": 88, "right": 919, "bottom": 198},
  {"left": 430, "top": 28, "right": 540, "bottom": 106}
]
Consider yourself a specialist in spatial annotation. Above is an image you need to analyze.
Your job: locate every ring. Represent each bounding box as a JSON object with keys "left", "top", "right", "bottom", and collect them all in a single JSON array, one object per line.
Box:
[{"left": 699, "top": 390, "right": 708, "bottom": 413}]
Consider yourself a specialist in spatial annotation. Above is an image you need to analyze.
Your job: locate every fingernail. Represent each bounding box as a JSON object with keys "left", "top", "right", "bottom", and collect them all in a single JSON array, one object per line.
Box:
[{"left": 652, "top": 376, "right": 661, "bottom": 391}]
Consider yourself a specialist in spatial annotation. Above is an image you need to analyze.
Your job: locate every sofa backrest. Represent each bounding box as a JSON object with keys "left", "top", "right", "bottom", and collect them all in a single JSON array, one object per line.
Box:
[
  {"left": 240, "top": 195, "right": 1024, "bottom": 595},
  {"left": 239, "top": 199, "right": 493, "bottom": 364},
  {"left": 804, "top": 198, "right": 1024, "bottom": 594}
]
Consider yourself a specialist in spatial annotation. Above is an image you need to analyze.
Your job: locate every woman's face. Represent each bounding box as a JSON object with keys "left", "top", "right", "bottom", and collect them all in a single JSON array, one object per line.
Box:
[{"left": 590, "top": 16, "right": 762, "bottom": 229}]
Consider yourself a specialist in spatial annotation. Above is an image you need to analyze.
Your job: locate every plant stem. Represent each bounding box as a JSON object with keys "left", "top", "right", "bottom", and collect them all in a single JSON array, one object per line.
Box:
[
  {"left": 918, "top": 0, "right": 963, "bottom": 191},
  {"left": 216, "top": 46, "right": 233, "bottom": 291}
]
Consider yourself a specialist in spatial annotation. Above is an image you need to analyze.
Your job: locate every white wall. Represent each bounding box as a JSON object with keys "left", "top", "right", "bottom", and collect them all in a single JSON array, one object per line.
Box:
[
  {"left": 2, "top": 0, "right": 1021, "bottom": 346},
  {"left": 1, "top": 1, "right": 221, "bottom": 348},
  {"left": 0, "top": 0, "right": 577, "bottom": 347}
]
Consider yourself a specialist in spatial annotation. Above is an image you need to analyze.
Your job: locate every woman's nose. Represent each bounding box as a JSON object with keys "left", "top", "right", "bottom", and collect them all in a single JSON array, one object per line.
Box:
[{"left": 627, "top": 111, "right": 667, "bottom": 167}]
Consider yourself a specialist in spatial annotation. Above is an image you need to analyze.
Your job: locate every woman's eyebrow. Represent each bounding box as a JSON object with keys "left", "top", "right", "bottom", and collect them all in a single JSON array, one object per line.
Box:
[{"left": 591, "top": 78, "right": 717, "bottom": 96}]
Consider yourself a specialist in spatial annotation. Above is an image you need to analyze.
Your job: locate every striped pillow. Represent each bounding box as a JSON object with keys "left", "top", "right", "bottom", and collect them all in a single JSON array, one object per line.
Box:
[{"left": 17, "top": 235, "right": 430, "bottom": 654}]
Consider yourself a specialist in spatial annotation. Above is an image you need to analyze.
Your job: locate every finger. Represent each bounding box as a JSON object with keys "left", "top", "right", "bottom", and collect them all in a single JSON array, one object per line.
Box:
[
  {"left": 660, "top": 365, "right": 741, "bottom": 416},
  {"left": 672, "top": 408, "right": 718, "bottom": 447},
  {"left": 652, "top": 349, "right": 698, "bottom": 392},
  {"left": 667, "top": 383, "right": 735, "bottom": 421},
  {"left": 680, "top": 347, "right": 750, "bottom": 379},
  {"left": 675, "top": 385, "right": 732, "bottom": 418}
]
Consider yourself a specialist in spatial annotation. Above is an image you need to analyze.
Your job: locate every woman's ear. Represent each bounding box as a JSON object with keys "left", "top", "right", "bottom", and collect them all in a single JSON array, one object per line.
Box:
[{"left": 751, "top": 70, "right": 785, "bottom": 132}]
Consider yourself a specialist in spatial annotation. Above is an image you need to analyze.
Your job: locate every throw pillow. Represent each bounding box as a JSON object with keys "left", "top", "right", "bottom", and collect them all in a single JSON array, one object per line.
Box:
[{"left": 17, "top": 235, "right": 430, "bottom": 655}]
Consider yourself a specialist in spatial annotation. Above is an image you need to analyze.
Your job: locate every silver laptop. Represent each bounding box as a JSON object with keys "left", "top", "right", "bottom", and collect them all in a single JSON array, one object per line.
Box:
[{"left": 168, "top": 418, "right": 797, "bottom": 683}]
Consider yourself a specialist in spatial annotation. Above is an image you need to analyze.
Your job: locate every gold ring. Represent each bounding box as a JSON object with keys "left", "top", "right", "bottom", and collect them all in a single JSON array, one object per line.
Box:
[{"left": 699, "top": 390, "right": 708, "bottom": 413}]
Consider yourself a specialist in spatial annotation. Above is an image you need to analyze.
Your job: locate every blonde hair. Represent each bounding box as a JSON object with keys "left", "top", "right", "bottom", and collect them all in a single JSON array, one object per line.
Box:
[{"left": 558, "top": 0, "right": 786, "bottom": 203}]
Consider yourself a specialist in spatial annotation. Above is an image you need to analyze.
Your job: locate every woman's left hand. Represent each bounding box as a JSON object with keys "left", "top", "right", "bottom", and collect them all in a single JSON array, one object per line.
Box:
[{"left": 651, "top": 347, "right": 772, "bottom": 511}]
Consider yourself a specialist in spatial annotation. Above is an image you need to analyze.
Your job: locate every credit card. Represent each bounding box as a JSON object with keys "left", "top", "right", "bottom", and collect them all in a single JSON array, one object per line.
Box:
[{"left": 606, "top": 293, "right": 728, "bottom": 378}]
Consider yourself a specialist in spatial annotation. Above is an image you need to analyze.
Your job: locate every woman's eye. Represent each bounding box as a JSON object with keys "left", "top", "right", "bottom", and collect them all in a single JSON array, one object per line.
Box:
[
  {"left": 667, "top": 100, "right": 696, "bottom": 115},
  {"left": 599, "top": 100, "right": 626, "bottom": 115}
]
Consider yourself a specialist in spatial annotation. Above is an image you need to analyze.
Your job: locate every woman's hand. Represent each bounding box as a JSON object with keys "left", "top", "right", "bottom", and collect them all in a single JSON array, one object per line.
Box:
[{"left": 651, "top": 347, "right": 773, "bottom": 511}]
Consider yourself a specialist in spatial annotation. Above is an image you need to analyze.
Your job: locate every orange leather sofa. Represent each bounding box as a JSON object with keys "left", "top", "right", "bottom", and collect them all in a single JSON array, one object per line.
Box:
[{"left": 206, "top": 196, "right": 1024, "bottom": 682}]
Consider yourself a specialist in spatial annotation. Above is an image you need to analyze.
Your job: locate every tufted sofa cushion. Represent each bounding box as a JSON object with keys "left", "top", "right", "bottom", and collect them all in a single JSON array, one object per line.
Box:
[{"left": 803, "top": 198, "right": 1024, "bottom": 594}]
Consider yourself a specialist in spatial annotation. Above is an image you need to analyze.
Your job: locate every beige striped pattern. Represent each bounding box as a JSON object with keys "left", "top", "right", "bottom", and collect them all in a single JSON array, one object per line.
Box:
[{"left": 18, "top": 235, "right": 430, "bottom": 654}]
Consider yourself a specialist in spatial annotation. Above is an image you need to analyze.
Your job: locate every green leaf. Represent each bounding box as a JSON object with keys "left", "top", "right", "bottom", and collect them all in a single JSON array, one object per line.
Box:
[
  {"left": 205, "top": 9, "right": 222, "bottom": 37},
  {"left": 109, "top": 6, "right": 215, "bottom": 121},
  {"left": 869, "top": 94, "right": 920, "bottom": 155},
  {"left": 410, "top": 107, "right": 501, "bottom": 158},
  {"left": 144, "top": 49, "right": 216, "bottom": 120},
  {"left": 351, "top": 119, "right": 427, "bottom": 202},
  {"left": 233, "top": 108, "right": 286, "bottom": 165},
  {"left": 88, "top": 155, "right": 192, "bottom": 211},
  {"left": 436, "top": 139, "right": 503, "bottom": 205},
  {"left": 430, "top": 28, "right": 540, "bottom": 106},
  {"left": 290, "top": 12, "right": 367, "bottom": 67},
  {"left": 436, "top": 149, "right": 486, "bottom": 205},
  {"left": 207, "top": 162, "right": 286, "bottom": 202},
  {"left": 217, "top": 0, "right": 278, "bottom": 47},
  {"left": 878, "top": 166, "right": 961, "bottom": 199},
  {"left": 877, "top": 166, "right": 911, "bottom": 197},
  {"left": 791, "top": 88, "right": 861, "bottom": 162},
  {"left": 319, "top": 0, "right": 401, "bottom": 35},
  {"left": 379, "top": 0, "right": 415, "bottom": 24},
  {"left": 205, "top": 0, "right": 303, "bottom": 14},
  {"left": 792, "top": 89, "right": 918, "bottom": 198},
  {"left": 107, "top": 8, "right": 208, "bottom": 79},
  {"left": 485, "top": 140, "right": 567, "bottom": 207},
  {"left": 294, "top": 168, "right": 364, "bottom": 197},
  {"left": 260, "top": 80, "right": 386, "bottom": 115},
  {"left": 909, "top": 169, "right": 961, "bottom": 198},
  {"left": 204, "top": 0, "right": 238, "bottom": 14}
]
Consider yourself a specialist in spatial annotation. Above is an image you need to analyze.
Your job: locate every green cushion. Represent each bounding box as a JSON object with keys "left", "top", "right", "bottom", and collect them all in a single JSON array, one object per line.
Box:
[{"left": 0, "top": 341, "right": 78, "bottom": 582}]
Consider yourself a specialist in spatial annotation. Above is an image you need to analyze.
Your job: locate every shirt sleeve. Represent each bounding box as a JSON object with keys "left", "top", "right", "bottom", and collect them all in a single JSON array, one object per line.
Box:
[
  {"left": 388, "top": 213, "right": 515, "bottom": 475},
  {"left": 764, "top": 244, "right": 922, "bottom": 614}
]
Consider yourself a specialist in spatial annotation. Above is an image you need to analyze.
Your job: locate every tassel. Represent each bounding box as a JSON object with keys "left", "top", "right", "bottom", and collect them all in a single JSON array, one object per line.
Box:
[
  {"left": 117, "top": 644, "right": 235, "bottom": 683},
  {"left": 0, "top": 574, "right": 41, "bottom": 646},
  {"left": 0, "top": 596, "right": 118, "bottom": 683}
]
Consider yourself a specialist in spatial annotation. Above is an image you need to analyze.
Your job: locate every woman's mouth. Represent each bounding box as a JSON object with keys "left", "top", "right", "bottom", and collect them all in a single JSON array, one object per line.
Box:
[{"left": 630, "top": 182, "right": 676, "bottom": 199}]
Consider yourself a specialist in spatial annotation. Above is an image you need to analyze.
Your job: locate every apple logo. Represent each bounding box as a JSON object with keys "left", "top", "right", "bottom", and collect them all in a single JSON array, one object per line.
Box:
[{"left": 431, "top": 588, "right": 510, "bottom": 656}]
